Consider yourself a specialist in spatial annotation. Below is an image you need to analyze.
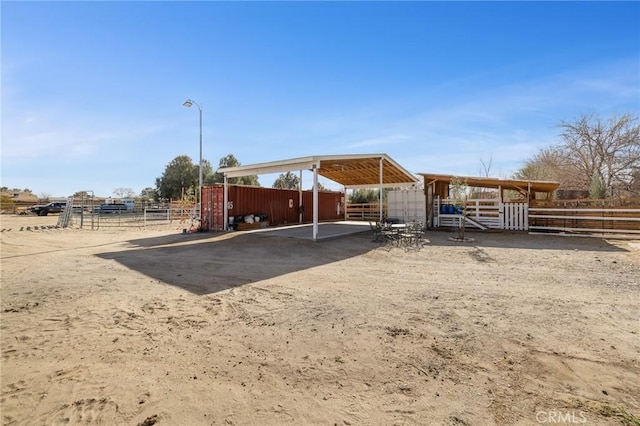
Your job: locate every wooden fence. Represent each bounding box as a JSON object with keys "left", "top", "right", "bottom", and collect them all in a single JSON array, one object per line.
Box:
[
  {"left": 434, "top": 197, "right": 640, "bottom": 235},
  {"left": 529, "top": 206, "right": 640, "bottom": 235},
  {"left": 345, "top": 203, "right": 386, "bottom": 221}
]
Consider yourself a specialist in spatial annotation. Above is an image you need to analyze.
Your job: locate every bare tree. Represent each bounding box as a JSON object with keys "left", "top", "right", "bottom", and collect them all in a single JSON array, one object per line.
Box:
[
  {"left": 112, "top": 187, "right": 136, "bottom": 198},
  {"left": 631, "top": 169, "right": 640, "bottom": 195},
  {"left": 558, "top": 113, "right": 639, "bottom": 197},
  {"left": 479, "top": 155, "right": 493, "bottom": 177},
  {"left": 474, "top": 155, "right": 494, "bottom": 198},
  {"left": 516, "top": 113, "right": 639, "bottom": 198},
  {"left": 515, "top": 146, "right": 572, "bottom": 184}
]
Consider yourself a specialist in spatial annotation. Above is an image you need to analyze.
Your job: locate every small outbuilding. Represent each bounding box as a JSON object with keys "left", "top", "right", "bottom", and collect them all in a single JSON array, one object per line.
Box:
[
  {"left": 421, "top": 173, "right": 560, "bottom": 202},
  {"left": 420, "top": 173, "right": 560, "bottom": 231}
]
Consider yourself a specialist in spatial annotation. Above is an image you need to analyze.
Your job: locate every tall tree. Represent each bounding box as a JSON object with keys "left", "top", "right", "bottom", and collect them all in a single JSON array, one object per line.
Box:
[
  {"left": 201, "top": 159, "right": 215, "bottom": 185},
  {"left": 349, "top": 189, "right": 380, "bottom": 203},
  {"left": 589, "top": 172, "right": 609, "bottom": 199},
  {"left": 155, "top": 155, "right": 198, "bottom": 201},
  {"left": 211, "top": 154, "right": 260, "bottom": 186},
  {"left": 272, "top": 172, "right": 300, "bottom": 189},
  {"left": 139, "top": 187, "right": 158, "bottom": 201},
  {"left": 516, "top": 113, "right": 640, "bottom": 197}
]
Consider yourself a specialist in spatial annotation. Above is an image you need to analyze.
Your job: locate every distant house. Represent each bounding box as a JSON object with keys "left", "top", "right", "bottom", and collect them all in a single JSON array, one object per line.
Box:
[{"left": 2, "top": 190, "right": 38, "bottom": 203}]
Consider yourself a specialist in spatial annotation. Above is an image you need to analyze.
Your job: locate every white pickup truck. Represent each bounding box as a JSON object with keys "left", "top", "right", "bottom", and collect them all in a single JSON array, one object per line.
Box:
[{"left": 94, "top": 199, "right": 135, "bottom": 213}]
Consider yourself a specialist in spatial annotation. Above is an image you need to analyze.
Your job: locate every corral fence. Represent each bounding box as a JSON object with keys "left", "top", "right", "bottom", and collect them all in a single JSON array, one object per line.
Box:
[
  {"left": 345, "top": 203, "right": 387, "bottom": 221},
  {"left": 69, "top": 201, "right": 197, "bottom": 230},
  {"left": 431, "top": 197, "right": 640, "bottom": 236},
  {"left": 70, "top": 209, "right": 171, "bottom": 229},
  {"left": 223, "top": 194, "right": 637, "bottom": 235},
  {"left": 529, "top": 198, "right": 640, "bottom": 235}
]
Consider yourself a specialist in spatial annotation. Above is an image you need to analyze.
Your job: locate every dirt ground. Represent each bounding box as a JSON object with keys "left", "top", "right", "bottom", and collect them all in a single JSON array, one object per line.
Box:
[{"left": 1, "top": 214, "right": 638, "bottom": 426}]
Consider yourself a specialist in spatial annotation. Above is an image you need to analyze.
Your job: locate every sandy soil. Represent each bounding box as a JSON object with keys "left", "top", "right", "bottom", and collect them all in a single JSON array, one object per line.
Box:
[{"left": 1, "top": 214, "right": 638, "bottom": 426}]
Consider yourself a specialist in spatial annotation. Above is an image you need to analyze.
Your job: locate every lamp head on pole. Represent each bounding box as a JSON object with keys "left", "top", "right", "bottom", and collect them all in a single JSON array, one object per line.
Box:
[{"left": 183, "top": 99, "right": 193, "bottom": 108}]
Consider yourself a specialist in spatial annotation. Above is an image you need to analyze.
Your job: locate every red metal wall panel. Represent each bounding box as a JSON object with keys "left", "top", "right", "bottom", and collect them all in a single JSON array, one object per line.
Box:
[
  {"left": 201, "top": 184, "right": 344, "bottom": 231},
  {"left": 201, "top": 185, "right": 223, "bottom": 231}
]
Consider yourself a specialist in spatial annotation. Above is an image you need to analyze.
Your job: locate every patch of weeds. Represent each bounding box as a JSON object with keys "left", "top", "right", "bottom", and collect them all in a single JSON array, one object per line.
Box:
[
  {"left": 385, "top": 326, "right": 410, "bottom": 337},
  {"left": 597, "top": 405, "right": 640, "bottom": 426},
  {"left": 569, "top": 398, "right": 640, "bottom": 426},
  {"left": 450, "top": 415, "right": 471, "bottom": 426}
]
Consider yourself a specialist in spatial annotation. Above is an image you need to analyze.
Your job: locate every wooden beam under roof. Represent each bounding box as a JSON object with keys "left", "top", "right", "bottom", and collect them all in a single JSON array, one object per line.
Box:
[
  {"left": 218, "top": 154, "right": 420, "bottom": 188},
  {"left": 418, "top": 173, "right": 559, "bottom": 194}
]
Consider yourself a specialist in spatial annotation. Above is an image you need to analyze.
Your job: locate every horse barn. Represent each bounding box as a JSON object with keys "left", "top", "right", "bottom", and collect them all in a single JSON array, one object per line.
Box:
[
  {"left": 421, "top": 173, "right": 560, "bottom": 231},
  {"left": 199, "top": 153, "right": 640, "bottom": 238}
]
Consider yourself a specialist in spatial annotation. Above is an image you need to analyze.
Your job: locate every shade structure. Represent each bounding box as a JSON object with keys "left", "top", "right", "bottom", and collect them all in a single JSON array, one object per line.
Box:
[
  {"left": 419, "top": 173, "right": 560, "bottom": 197},
  {"left": 218, "top": 154, "right": 419, "bottom": 188},
  {"left": 217, "top": 154, "right": 420, "bottom": 240}
]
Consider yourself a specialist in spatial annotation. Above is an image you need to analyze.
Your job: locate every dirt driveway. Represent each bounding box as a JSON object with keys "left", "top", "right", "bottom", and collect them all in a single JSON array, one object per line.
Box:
[{"left": 1, "top": 214, "right": 638, "bottom": 425}]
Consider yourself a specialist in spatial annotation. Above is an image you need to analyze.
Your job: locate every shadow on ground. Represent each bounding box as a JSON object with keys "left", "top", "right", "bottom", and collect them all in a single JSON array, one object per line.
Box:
[
  {"left": 95, "top": 228, "right": 630, "bottom": 296},
  {"left": 425, "top": 230, "right": 630, "bottom": 252},
  {"left": 97, "top": 231, "right": 377, "bottom": 295}
]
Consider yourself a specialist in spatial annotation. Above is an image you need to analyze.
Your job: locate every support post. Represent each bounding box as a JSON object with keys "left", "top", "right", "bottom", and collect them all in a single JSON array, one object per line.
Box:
[
  {"left": 343, "top": 186, "right": 347, "bottom": 221},
  {"left": 223, "top": 175, "right": 229, "bottom": 231},
  {"left": 313, "top": 165, "right": 318, "bottom": 241},
  {"left": 299, "top": 169, "right": 303, "bottom": 224},
  {"left": 198, "top": 106, "right": 203, "bottom": 224},
  {"left": 379, "top": 157, "right": 384, "bottom": 222}
]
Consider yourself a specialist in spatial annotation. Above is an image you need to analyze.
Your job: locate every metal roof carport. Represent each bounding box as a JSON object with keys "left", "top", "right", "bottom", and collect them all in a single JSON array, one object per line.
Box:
[{"left": 217, "top": 154, "right": 419, "bottom": 240}]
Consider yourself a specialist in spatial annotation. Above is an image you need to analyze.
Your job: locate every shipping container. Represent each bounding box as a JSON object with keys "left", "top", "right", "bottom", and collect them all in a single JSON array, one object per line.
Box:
[{"left": 201, "top": 184, "right": 345, "bottom": 231}]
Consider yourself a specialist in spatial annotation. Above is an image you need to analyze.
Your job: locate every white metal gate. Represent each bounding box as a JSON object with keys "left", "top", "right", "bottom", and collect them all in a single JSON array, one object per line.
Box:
[
  {"left": 500, "top": 202, "right": 528, "bottom": 231},
  {"left": 434, "top": 197, "right": 529, "bottom": 231}
]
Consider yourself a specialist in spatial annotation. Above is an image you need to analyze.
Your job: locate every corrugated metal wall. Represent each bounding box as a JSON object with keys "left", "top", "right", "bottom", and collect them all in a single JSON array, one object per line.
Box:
[
  {"left": 387, "top": 188, "right": 427, "bottom": 224},
  {"left": 202, "top": 185, "right": 345, "bottom": 231}
]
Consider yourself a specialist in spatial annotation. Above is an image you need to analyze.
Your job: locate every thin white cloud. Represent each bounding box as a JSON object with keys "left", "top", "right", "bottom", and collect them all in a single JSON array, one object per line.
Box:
[
  {"left": 347, "top": 134, "right": 412, "bottom": 149},
  {"left": 2, "top": 107, "right": 180, "bottom": 161}
]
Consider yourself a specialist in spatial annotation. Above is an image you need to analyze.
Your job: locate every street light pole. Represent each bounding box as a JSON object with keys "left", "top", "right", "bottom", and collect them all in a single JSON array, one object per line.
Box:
[
  {"left": 198, "top": 106, "right": 203, "bottom": 193},
  {"left": 183, "top": 99, "right": 203, "bottom": 226}
]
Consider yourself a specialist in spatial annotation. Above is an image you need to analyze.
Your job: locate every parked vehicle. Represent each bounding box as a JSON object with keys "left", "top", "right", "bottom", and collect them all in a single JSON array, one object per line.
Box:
[
  {"left": 93, "top": 199, "right": 135, "bottom": 213},
  {"left": 27, "top": 202, "right": 66, "bottom": 216}
]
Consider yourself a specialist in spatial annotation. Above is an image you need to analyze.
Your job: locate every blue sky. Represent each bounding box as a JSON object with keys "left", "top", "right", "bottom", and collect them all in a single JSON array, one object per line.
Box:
[{"left": 2, "top": 1, "right": 639, "bottom": 197}]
